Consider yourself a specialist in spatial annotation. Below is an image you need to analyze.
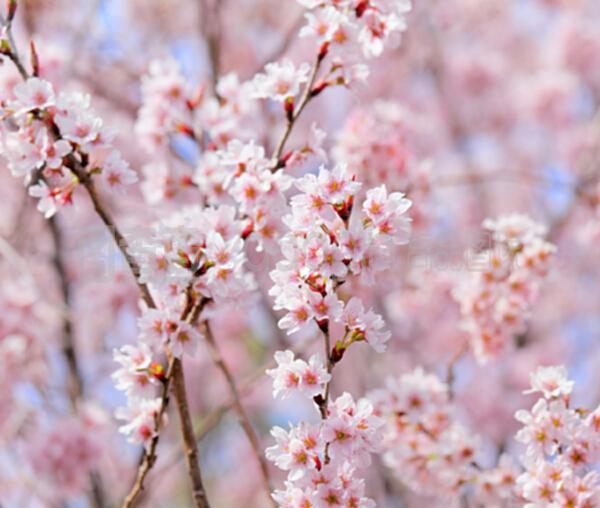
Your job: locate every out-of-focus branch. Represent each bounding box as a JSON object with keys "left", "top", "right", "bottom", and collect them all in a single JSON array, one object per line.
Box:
[
  {"left": 198, "top": 0, "right": 222, "bottom": 94},
  {"left": 203, "top": 321, "right": 276, "bottom": 507},
  {"left": 432, "top": 169, "right": 561, "bottom": 189},
  {"left": 1, "top": 10, "right": 108, "bottom": 508},
  {"left": 145, "top": 336, "right": 318, "bottom": 502},
  {"left": 47, "top": 217, "right": 83, "bottom": 404},
  {"left": 252, "top": 12, "right": 305, "bottom": 78},
  {"left": 548, "top": 107, "right": 600, "bottom": 242},
  {"left": 445, "top": 340, "right": 469, "bottom": 400},
  {"left": 420, "top": 3, "right": 492, "bottom": 220}
]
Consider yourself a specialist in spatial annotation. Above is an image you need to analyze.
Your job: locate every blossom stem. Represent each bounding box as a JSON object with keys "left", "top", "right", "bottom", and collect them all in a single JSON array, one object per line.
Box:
[
  {"left": 271, "top": 52, "right": 324, "bottom": 168},
  {"left": 321, "top": 326, "right": 333, "bottom": 418},
  {"left": 203, "top": 320, "right": 276, "bottom": 507}
]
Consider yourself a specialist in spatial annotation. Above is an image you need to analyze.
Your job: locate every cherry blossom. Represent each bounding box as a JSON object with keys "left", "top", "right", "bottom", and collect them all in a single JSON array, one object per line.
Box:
[
  {"left": 2, "top": 0, "right": 600, "bottom": 507},
  {"left": 252, "top": 59, "right": 311, "bottom": 103}
]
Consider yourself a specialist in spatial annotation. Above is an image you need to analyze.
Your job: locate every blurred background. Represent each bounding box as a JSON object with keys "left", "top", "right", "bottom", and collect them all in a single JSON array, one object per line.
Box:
[{"left": 1, "top": 0, "right": 600, "bottom": 506}]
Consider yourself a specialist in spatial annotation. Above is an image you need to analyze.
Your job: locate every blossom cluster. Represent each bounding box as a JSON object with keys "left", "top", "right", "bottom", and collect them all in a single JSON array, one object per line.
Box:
[
  {"left": 136, "top": 61, "right": 301, "bottom": 249},
  {"left": 515, "top": 365, "right": 600, "bottom": 507},
  {"left": 270, "top": 164, "right": 411, "bottom": 354},
  {"left": 264, "top": 163, "right": 414, "bottom": 506},
  {"left": 299, "top": 0, "right": 411, "bottom": 60},
  {"left": 137, "top": 60, "right": 259, "bottom": 154},
  {"left": 266, "top": 350, "right": 382, "bottom": 507},
  {"left": 0, "top": 77, "right": 136, "bottom": 217},
  {"left": 113, "top": 204, "right": 255, "bottom": 445},
  {"left": 136, "top": 60, "right": 262, "bottom": 207},
  {"left": 369, "top": 367, "right": 518, "bottom": 505},
  {"left": 202, "top": 140, "right": 294, "bottom": 251},
  {"left": 333, "top": 100, "right": 432, "bottom": 226},
  {"left": 251, "top": 0, "right": 412, "bottom": 111},
  {"left": 453, "top": 213, "right": 556, "bottom": 362},
  {"left": 4, "top": 0, "right": 600, "bottom": 506},
  {"left": 333, "top": 100, "right": 425, "bottom": 191}
]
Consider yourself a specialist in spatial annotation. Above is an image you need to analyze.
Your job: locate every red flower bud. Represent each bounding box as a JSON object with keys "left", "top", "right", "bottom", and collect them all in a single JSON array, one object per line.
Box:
[
  {"left": 175, "top": 123, "right": 195, "bottom": 139},
  {"left": 149, "top": 362, "right": 166, "bottom": 381},
  {"left": 318, "top": 41, "right": 329, "bottom": 61},
  {"left": 284, "top": 97, "right": 294, "bottom": 122},
  {"left": 355, "top": 0, "right": 369, "bottom": 17},
  {"left": 186, "top": 83, "right": 206, "bottom": 110},
  {"left": 310, "top": 80, "right": 329, "bottom": 98},
  {"left": 242, "top": 220, "right": 254, "bottom": 240}
]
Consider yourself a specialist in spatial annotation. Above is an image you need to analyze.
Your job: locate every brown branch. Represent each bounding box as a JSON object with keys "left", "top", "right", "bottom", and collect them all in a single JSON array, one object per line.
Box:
[
  {"left": 316, "top": 327, "right": 333, "bottom": 420},
  {"left": 69, "top": 166, "right": 155, "bottom": 308},
  {"left": 170, "top": 358, "right": 211, "bottom": 508},
  {"left": 0, "top": 13, "right": 210, "bottom": 508},
  {"left": 203, "top": 321, "right": 275, "bottom": 507},
  {"left": 143, "top": 337, "right": 318, "bottom": 502},
  {"left": 121, "top": 295, "right": 211, "bottom": 508},
  {"left": 198, "top": 0, "right": 222, "bottom": 95},
  {"left": 121, "top": 354, "right": 177, "bottom": 508},
  {"left": 48, "top": 217, "right": 84, "bottom": 405},
  {"left": 1, "top": 12, "right": 109, "bottom": 508},
  {"left": 47, "top": 216, "right": 108, "bottom": 508}
]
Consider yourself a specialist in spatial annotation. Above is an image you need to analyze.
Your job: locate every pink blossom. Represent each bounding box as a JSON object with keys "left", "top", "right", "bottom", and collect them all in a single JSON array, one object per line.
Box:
[
  {"left": 252, "top": 60, "right": 311, "bottom": 102},
  {"left": 267, "top": 350, "right": 331, "bottom": 399},
  {"left": 524, "top": 365, "right": 575, "bottom": 399},
  {"left": 9, "top": 77, "right": 55, "bottom": 116}
]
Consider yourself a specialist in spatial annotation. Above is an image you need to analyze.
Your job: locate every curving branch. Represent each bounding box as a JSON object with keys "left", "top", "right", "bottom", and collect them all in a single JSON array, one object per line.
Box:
[
  {"left": 203, "top": 320, "right": 276, "bottom": 507},
  {"left": 0, "top": 11, "right": 210, "bottom": 508}
]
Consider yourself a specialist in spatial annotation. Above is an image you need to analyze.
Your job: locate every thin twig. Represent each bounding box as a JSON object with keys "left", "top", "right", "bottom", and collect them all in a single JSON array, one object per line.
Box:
[
  {"left": 121, "top": 354, "right": 177, "bottom": 508},
  {"left": 446, "top": 341, "right": 469, "bottom": 400},
  {"left": 145, "top": 337, "right": 318, "bottom": 501},
  {"left": 252, "top": 12, "right": 305, "bottom": 78},
  {"left": 271, "top": 52, "right": 324, "bottom": 168},
  {"left": 198, "top": 0, "right": 222, "bottom": 94},
  {"left": 121, "top": 295, "right": 211, "bottom": 508},
  {"left": 203, "top": 321, "right": 276, "bottom": 507}
]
